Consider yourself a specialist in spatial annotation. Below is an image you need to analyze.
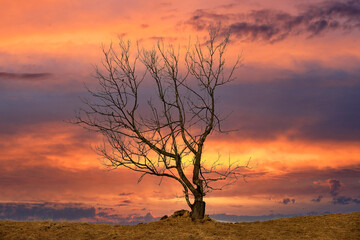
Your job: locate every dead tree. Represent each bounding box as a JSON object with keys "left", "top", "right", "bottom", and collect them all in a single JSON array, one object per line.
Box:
[{"left": 75, "top": 27, "right": 245, "bottom": 219}]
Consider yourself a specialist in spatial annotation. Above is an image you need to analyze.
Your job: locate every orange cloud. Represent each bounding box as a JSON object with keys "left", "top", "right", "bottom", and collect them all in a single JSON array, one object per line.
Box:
[{"left": 1, "top": 119, "right": 359, "bottom": 217}]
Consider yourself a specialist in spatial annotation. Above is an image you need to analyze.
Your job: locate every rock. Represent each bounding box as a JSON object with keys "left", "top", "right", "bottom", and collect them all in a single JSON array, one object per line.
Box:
[
  {"left": 160, "top": 215, "right": 168, "bottom": 220},
  {"left": 171, "top": 210, "right": 190, "bottom": 218},
  {"left": 201, "top": 215, "right": 213, "bottom": 222}
]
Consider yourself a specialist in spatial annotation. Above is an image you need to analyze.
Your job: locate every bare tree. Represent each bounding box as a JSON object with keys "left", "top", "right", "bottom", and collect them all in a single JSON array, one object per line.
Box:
[{"left": 75, "top": 27, "right": 246, "bottom": 219}]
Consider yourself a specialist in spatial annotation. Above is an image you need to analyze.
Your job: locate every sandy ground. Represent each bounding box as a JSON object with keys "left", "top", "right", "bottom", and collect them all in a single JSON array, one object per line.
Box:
[{"left": 0, "top": 212, "right": 359, "bottom": 240}]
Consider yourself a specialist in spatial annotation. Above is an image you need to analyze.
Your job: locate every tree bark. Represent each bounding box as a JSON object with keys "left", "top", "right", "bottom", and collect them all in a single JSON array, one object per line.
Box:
[{"left": 190, "top": 200, "right": 206, "bottom": 220}]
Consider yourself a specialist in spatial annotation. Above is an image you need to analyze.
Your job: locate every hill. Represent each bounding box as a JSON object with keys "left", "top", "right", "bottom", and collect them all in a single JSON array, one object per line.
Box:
[{"left": 0, "top": 211, "right": 359, "bottom": 240}]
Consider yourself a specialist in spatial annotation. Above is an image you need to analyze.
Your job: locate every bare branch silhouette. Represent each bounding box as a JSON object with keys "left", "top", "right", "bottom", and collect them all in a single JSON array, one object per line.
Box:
[{"left": 74, "top": 26, "right": 248, "bottom": 219}]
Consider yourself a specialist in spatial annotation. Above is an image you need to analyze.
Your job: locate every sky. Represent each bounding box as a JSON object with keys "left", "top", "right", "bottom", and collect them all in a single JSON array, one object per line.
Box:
[{"left": 0, "top": 0, "right": 360, "bottom": 224}]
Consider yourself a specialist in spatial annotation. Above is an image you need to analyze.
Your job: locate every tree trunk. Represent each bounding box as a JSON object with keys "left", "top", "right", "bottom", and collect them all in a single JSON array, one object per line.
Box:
[{"left": 190, "top": 200, "right": 206, "bottom": 220}]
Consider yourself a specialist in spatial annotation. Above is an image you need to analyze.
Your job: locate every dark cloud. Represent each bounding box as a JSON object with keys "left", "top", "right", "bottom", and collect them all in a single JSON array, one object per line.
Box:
[
  {"left": 212, "top": 164, "right": 360, "bottom": 201},
  {"left": 0, "top": 72, "right": 52, "bottom": 80},
  {"left": 228, "top": 21, "right": 284, "bottom": 42},
  {"left": 97, "top": 211, "right": 108, "bottom": 217},
  {"left": 0, "top": 202, "right": 157, "bottom": 224},
  {"left": 332, "top": 196, "right": 360, "bottom": 205},
  {"left": 283, "top": 167, "right": 360, "bottom": 184},
  {"left": 187, "top": 0, "right": 360, "bottom": 42},
  {"left": 0, "top": 90, "right": 86, "bottom": 133},
  {"left": 281, "top": 198, "right": 295, "bottom": 205},
  {"left": 119, "top": 192, "right": 134, "bottom": 196},
  {"left": 2, "top": 58, "right": 360, "bottom": 144},
  {"left": 327, "top": 179, "right": 342, "bottom": 197},
  {"left": 217, "top": 64, "right": 360, "bottom": 142},
  {"left": 311, "top": 195, "right": 323, "bottom": 202},
  {"left": 116, "top": 200, "right": 132, "bottom": 207},
  {"left": 187, "top": 9, "right": 231, "bottom": 30},
  {"left": 115, "top": 200, "right": 132, "bottom": 207},
  {"left": 0, "top": 202, "right": 95, "bottom": 221}
]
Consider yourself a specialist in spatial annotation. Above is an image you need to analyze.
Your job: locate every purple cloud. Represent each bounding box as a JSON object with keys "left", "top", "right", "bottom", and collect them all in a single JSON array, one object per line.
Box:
[
  {"left": 0, "top": 202, "right": 95, "bottom": 221},
  {"left": 0, "top": 72, "right": 52, "bottom": 80},
  {"left": 281, "top": 198, "right": 296, "bottom": 205},
  {"left": 327, "top": 179, "right": 342, "bottom": 197},
  {"left": 332, "top": 196, "right": 360, "bottom": 205},
  {"left": 311, "top": 195, "right": 323, "bottom": 202},
  {"left": 187, "top": 0, "right": 360, "bottom": 42}
]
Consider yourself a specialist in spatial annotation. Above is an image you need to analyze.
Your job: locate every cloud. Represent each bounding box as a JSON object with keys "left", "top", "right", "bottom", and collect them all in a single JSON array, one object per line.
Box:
[
  {"left": 324, "top": 180, "right": 360, "bottom": 205},
  {"left": 311, "top": 195, "right": 323, "bottom": 202},
  {"left": 0, "top": 137, "right": 182, "bottom": 213},
  {"left": 0, "top": 158, "right": 146, "bottom": 204},
  {"left": 327, "top": 179, "right": 342, "bottom": 197},
  {"left": 211, "top": 164, "right": 360, "bottom": 201},
  {"left": 217, "top": 63, "right": 360, "bottom": 142},
  {"left": 281, "top": 198, "right": 295, "bottom": 205},
  {"left": 332, "top": 196, "right": 360, "bottom": 205},
  {"left": 0, "top": 72, "right": 52, "bottom": 81},
  {"left": 119, "top": 192, "right": 134, "bottom": 196},
  {"left": 117, "top": 200, "right": 132, "bottom": 206},
  {"left": 2, "top": 55, "right": 360, "bottom": 144},
  {"left": 0, "top": 202, "right": 158, "bottom": 224},
  {"left": 0, "top": 0, "right": 159, "bottom": 38},
  {"left": 187, "top": 9, "right": 230, "bottom": 30},
  {"left": 0, "top": 89, "right": 86, "bottom": 132},
  {"left": 0, "top": 202, "right": 95, "bottom": 221},
  {"left": 187, "top": 0, "right": 360, "bottom": 42}
]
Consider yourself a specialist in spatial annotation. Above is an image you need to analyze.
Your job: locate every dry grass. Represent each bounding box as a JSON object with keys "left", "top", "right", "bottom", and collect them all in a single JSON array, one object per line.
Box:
[{"left": 0, "top": 212, "right": 359, "bottom": 240}]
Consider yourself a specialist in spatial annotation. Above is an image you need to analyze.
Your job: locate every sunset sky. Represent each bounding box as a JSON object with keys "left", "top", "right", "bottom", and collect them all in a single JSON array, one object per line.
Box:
[{"left": 1, "top": 0, "right": 359, "bottom": 223}]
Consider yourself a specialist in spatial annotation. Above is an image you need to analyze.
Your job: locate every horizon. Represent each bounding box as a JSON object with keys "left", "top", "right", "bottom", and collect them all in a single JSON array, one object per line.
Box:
[
  {"left": 0, "top": 201, "right": 346, "bottom": 224},
  {"left": 1, "top": 0, "right": 360, "bottom": 224}
]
